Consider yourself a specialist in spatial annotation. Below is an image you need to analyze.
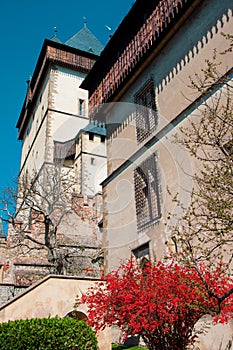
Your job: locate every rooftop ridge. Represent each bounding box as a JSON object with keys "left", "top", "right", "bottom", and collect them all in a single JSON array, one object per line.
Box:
[{"left": 65, "top": 26, "right": 103, "bottom": 56}]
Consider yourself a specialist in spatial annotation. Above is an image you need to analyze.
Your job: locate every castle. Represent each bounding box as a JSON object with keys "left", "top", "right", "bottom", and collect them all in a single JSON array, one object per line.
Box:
[
  {"left": 0, "top": 0, "right": 233, "bottom": 348},
  {"left": 0, "top": 23, "right": 107, "bottom": 299}
]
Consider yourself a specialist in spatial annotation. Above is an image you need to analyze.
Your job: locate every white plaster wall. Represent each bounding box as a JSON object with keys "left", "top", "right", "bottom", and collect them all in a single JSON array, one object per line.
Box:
[
  {"left": 103, "top": 0, "right": 232, "bottom": 262},
  {"left": 50, "top": 67, "right": 89, "bottom": 163},
  {"left": 103, "top": 167, "right": 138, "bottom": 271},
  {"left": 82, "top": 153, "right": 107, "bottom": 195},
  {"left": 81, "top": 133, "right": 107, "bottom": 196},
  {"left": 102, "top": 3, "right": 233, "bottom": 346},
  {"left": 82, "top": 133, "right": 106, "bottom": 157},
  {"left": 21, "top": 119, "right": 47, "bottom": 175},
  {"left": 20, "top": 66, "right": 89, "bottom": 174},
  {"left": 103, "top": 121, "right": 195, "bottom": 270},
  {"left": 100, "top": 0, "right": 233, "bottom": 294},
  {"left": 52, "top": 67, "right": 88, "bottom": 116},
  {"left": 51, "top": 111, "right": 88, "bottom": 142},
  {"left": 20, "top": 76, "right": 50, "bottom": 173}
]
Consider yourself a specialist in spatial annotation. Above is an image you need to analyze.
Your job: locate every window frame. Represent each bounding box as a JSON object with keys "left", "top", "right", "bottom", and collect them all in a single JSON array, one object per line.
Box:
[
  {"left": 134, "top": 153, "right": 161, "bottom": 231},
  {"left": 134, "top": 78, "right": 157, "bottom": 144},
  {"left": 79, "top": 99, "right": 85, "bottom": 116}
]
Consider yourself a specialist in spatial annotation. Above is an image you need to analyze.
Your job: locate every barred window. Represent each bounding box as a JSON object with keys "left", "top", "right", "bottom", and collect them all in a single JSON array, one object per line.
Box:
[
  {"left": 135, "top": 79, "right": 157, "bottom": 143},
  {"left": 134, "top": 153, "right": 161, "bottom": 231}
]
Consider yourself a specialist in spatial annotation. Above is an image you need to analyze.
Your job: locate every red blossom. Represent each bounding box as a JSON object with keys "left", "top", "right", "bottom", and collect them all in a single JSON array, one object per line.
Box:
[{"left": 79, "top": 258, "right": 233, "bottom": 350}]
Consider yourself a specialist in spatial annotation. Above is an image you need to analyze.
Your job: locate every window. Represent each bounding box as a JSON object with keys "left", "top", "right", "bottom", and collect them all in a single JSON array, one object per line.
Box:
[
  {"left": 89, "top": 133, "right": 94, "bottom": 141},
  {"left": 134, "top": 153, "right": 161, "bottom": 231},
  {"left": 101, "top": 135, "right": 106, "bottom": 143},
  {"left": 91, "top": 157, "right": 95, "bottom": 165},
  {"left": 132, "top": 242, "right": 149, "bottom": 259},
  {"left": 132, "top": 242, "right": 150, "bottom": 269},
  {"left": 79, "top": 99, "right": 85, "bottom": 116},
  {"left": 134, "top": 78, "right": 157, "bottom": 143}
]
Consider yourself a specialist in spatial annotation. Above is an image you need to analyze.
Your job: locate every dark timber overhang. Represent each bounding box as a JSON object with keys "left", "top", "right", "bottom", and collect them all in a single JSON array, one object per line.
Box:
[{"left": 81, "top": 0, "right": 202, "bottom": 117}]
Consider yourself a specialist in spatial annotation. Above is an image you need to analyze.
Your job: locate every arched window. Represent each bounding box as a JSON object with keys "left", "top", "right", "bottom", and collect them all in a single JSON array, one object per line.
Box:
[{"left": 65, "top": 310, "right": 87, "bottom": 321}]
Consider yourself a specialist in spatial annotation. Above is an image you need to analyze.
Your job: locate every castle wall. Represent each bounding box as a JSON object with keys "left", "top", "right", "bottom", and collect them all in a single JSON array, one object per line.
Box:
[
  {"left": 2, "top": 193, "right": 104, "bottom": 292},
  {"left": 20, "top": 76, "right": 49, "bottom": 173},
  {"left": 102, "top": 0, "right": 233, "bottom": 270},
  {"left": 106, "top": 0, "right": 232, "bottom": 175}
]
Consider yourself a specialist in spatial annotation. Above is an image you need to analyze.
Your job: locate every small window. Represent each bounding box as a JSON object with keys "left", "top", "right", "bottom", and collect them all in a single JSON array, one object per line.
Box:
[
  {"left": 134, "top": 78, "right": 157, "bottom": 143},
  {"left": 79, "top": 99, "right": 85, "bottom": 116},
  {"left": 91, "top": 157, "right": 95, "bottom": 165},
  {"left": 84, "top": 194, "right": 88, "bottom": 206},
  {"left": 101, "top": 135, "right": 106, "bottom": 143},
  {"left": 89, "top": 133, "right": 94, "bottom": 141},
  {"left": 132, "top": 242, "right": 150, "bottom": 269},
  {"left": 132, "top": 242, "right": 149, "bottom": 259}
]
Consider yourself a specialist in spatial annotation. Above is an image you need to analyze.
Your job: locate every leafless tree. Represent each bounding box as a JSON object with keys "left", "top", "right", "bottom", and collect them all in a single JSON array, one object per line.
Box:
[{"left": 0, "top": 163, "right": 103, "bottom": 276}]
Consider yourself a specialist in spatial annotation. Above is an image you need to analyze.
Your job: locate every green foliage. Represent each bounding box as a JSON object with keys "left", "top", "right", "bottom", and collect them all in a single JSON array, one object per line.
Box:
[{"left": 0, "top": 317, "right": 98, "bottom": 350}]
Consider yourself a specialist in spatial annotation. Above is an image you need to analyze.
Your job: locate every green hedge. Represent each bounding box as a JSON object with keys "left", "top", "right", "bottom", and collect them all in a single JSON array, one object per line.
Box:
[{"left": 0, "top": 317, "right": 98, "bottom": 350}]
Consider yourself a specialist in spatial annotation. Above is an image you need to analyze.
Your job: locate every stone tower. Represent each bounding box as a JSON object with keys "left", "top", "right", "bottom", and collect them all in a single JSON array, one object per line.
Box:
[
  {"left": 0, "top": 26, "right": 106, "bottom": 298},
  {"left": 17, "top": 25, "right": 103, "bottom": 176}
]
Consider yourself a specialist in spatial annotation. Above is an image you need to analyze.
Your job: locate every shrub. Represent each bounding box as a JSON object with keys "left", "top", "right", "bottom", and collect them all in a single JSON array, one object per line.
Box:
[
  {"left": 80, "top": 258, "right": 233, "bottom": 350},
  {"left": 0, "top": 316, "right": 98, "bottom": 350}
]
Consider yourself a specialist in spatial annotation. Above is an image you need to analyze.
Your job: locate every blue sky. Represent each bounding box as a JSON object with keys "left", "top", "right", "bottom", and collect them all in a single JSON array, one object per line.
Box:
[{"left": 0, "top": 0, "right": 134, "bottom": 191}]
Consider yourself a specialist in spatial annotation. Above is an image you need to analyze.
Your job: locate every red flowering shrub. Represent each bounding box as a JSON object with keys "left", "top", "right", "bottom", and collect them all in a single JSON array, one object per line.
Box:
[{"left": 79, "top": 259, "right": 233, "bottom": 350}]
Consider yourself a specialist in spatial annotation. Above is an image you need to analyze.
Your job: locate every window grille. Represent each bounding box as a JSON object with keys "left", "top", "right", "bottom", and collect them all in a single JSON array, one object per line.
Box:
[
  {"left": 134, "top": 78, "right": 157, "bottom": 143},
  {"left": 134, "top": 153, "right": 161, "bottom": 231}
]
